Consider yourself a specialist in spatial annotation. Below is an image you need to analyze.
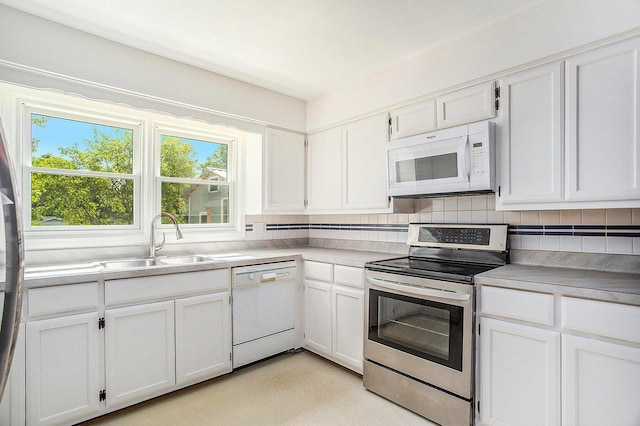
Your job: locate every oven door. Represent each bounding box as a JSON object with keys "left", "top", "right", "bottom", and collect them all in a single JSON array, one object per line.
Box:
[{"left": 364, "top": 269, "right": 475, "bottom": 399}]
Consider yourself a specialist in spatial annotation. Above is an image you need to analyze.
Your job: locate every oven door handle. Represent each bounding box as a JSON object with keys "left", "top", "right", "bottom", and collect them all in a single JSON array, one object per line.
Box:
[{"left": 366, "top": 277, "right": 471, "bottom": 301}]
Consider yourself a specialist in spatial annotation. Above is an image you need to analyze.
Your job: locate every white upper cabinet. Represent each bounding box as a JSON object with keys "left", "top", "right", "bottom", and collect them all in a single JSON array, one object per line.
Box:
[
  {"left": 263, "top": 128, "right": 306, "bottom": 212},
  {"left": 389, "top": 98, "right": 437, "bottom": 140},
  {"left": 342, "top": 114, "right": 389, "bottom": 210},
  {"left": 307, "top": 114, "right": 390, "bottom": 213},
  {"left": 566, "top": 38, "right": 640, "bottom": 203},
  {"left": 436, "top": 81, "right": 496, "bottom": 129},
  {"left": 497, "top": 62, "right": 564, "bottom": 208},
  {"left": 388, "top": 82, "right": 496, "bottom": 141},
  {"left": 497, "top": 36, "right": 640, "bottom": 210},
  {"left": 306, "top": 127, "right": 343, "bottom": 211}
]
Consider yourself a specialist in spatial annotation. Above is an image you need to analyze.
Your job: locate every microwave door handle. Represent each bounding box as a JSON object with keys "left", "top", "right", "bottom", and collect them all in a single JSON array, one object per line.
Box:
[
  {"left": 366, "top": 277, "right": 471, "bottom": 301},
  {"left": 462, "top": 135, "right": 470, "bottom": 179}
]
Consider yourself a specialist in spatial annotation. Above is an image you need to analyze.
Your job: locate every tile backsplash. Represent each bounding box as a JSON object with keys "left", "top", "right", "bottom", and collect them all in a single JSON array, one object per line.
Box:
[{"left": 246, "top": 194, "right": 640, "bottom": 255}]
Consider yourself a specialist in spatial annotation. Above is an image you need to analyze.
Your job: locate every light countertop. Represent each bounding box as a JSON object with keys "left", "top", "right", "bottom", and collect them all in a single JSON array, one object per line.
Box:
[
  {"left": 7, "top": 247, "right": 640, "bottom": 308},
  {"left": 18, "top": 247, "right": 399, "bottom": 289},
  {"left": 476, "top": 264, "right": 640, "bottom": 306}
]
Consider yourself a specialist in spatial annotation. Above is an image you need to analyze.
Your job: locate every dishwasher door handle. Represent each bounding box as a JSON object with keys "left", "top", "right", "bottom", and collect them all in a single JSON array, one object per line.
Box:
[{"left": 366, "top": 277, "right": 471, "bottom": 301}]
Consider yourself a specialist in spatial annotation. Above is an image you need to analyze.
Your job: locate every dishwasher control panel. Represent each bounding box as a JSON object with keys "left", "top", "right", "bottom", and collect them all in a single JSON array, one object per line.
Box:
[{"left": 232, "top": 261, "right": 297, "bottom": 288}]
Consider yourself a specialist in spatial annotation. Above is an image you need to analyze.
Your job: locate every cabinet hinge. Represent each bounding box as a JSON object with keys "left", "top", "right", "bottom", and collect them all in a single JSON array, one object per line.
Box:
[
  {"left": 229, "top": 295, "right": 232, "bottom": 305},
  {"left": 478, "top": 323, "right": 481, "bottom": 335},
  {"left": 304, "top": 138, "right": 308, "bottom": 147},
  {"left": 477, "top": 400, "right": 480, "bottom": 413},
  {"left": 98, "top": 317, "right": 105, "bottom": 330},
  {"left": 495, "top": 86, "right": 500, "bottom": 111},
  {"left": 498, "top": 186, "right": 501, "bottom": 197},
  {"left": 99, "top": 389, "right": 106, "bottom": 402},
  {"left": 304, "top": 199, "right": 308, "bottom": 208},
  {"left": 229, "top": 352, "right": 232, "bottom": 361},
  {"left": 388, "top": 114, "right": 393, "bottom": 138}
]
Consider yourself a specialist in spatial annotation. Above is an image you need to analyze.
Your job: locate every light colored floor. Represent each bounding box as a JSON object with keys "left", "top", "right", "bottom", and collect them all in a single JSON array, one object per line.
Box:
[{"left": 84, "top": 351, "right": 435, "bottom": 425}]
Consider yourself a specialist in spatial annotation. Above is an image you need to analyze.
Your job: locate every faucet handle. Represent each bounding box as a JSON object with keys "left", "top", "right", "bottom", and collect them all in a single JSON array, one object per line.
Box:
[{"left": 155, "top": 232, "right": 166, "bottom": 250}]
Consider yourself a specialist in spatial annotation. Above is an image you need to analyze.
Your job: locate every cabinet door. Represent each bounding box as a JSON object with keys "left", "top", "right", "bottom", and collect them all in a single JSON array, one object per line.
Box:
[
  {"left": 480, "top": 318, "right": 560, "bottom": 426},
  {"left": 497, "top": 62, "right": 564, "bottom": 208},
  {"left": 566, "top": 38, "right": 640, "bottom": 202},
  {"left": 304, "top": 280, "right": 332, "bottom": 355},
  {"left": 105, "top": 301, "right": 175, "bottom": 408},
  {"left": 26, "top": 313, "right": 100, "bottom": 426},
  {"left": 264, "top": 128, "right": 306, "bottom": 212},
  {"left": 343, "top": 114, "right": 389, "bottom": 210},
  {"left": 175, "top": 292, "right": 231, "bottom": 386},
  {"left": 436, "top": 81, "right": 496, "bottom": 129},
  {"left": 389, "top": 98, "right": 437, "bottom": 140},
  {"left": 0, "top": 323, "right": 25, "bottom": 426},
  {"left": 306, "top": 127, "right": 343, "bottom": 211},
  {"left": 562, "top": 335, "right": 640, "bottom": 426},
  {"left": 331, "top": 285, "right": 364, "bottom": 373}
]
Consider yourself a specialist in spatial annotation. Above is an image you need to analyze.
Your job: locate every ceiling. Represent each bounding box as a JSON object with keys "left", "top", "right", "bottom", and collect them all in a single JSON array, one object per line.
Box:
[{"left": 1, "top": 0, "right": 544, "bottom": 101}]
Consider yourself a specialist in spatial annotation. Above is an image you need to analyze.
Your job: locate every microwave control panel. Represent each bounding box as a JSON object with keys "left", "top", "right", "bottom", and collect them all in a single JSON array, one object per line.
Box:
[{"left": 469, "top": 133, "right": 488, "bottom": 182}]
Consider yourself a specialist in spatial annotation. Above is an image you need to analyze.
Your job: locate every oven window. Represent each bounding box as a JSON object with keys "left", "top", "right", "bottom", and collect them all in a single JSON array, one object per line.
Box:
[
  {"left": 395, "top": 153, "right": 458, "bottom": 183},
  {"left": 368, "top": 289, "right": 464, "bottom": 371}
]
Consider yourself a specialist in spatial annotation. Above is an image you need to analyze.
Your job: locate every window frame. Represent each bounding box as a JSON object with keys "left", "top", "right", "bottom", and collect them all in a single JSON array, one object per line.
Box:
[
  {"left": 20, "top": 100, "right": 144, "bottom": 234},
  {"left": 154, "top": 122, "right": 238, "bottom": 232},
  {"left": 4, "top": 85, "right": 246, "bottom": 250}
]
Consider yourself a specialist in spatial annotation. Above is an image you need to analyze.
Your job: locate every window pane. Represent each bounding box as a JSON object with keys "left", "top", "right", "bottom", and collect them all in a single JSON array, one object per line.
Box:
[
  {"left": 31, "top": 173, "right": 134, "bottom": 226},
  {"left": 160, "top": 135, "right": 227, "bottom": 180},
  {"left": 161, "top": 182, "right": 229, "bottom": 224},
  {"left": 31, "top": 114, "right": 133, "bottom": 173}
]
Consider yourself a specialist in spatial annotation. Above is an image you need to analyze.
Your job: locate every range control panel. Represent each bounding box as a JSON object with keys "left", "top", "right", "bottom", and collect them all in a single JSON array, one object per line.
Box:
[{"left": 407, "top": 223, "right": 508, "bottom": 252}]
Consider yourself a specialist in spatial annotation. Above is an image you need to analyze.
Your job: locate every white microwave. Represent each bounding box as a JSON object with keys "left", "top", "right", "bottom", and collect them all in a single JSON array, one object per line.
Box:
[{"left": 387, "top": 120, "right": 495, "bottom": 197}]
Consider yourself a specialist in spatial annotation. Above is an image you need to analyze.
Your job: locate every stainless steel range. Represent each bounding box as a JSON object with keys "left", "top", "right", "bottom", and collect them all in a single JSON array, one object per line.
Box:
[{"left": 363, "top": 223, "right": 509, "bottom": 426}]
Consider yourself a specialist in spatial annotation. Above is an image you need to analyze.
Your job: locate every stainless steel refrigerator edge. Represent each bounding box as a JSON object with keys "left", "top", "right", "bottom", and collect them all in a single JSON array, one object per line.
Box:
[{"left": 0, "top": 117, "right": 24, "bottom": 401}]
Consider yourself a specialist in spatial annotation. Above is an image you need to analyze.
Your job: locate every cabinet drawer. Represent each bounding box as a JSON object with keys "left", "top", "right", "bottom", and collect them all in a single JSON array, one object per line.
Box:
[
  {"left": 481, "top": 286, "right": 554, "bottom": 326},
  {"left": 106, "top": 269, "right": 230, "bottom": 306},
  {"left": 28, "top": 283, "right": 99, "bottom": 318},
  {"left": 334, "top": 265, "right": 363, "bottom": 289},
  {"left": 304, "top": 261, "right": 333, "bottom": 282},
  {"left": 562, "top": 297, "right": 640, "bottom": 344}
]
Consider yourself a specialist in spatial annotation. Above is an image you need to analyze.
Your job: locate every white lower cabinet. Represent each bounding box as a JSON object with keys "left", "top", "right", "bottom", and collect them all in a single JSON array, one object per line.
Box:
[
  {"left": 479, "top": 285, "right": 640, "bottom": 426},
  {"left": 26, "top": 313, "right": 100, "bottom": 426},
  {"left": 24, "top": 270, "right": 231, "bottom": 425},
  {"left": 331, "top": 285, "right": 364, "bottom": 372},
  {"left": 175, "top": 292, "right": 231, "bottom": 386},
  {"left": 304, "top": 261, "right": 364, "bottom": 373},
  {"left": 304, "top": 280, "right": 332, "bottom": 355},
  {"left": 0, "top": 323, "right": 25, "bottom": 426},
  {"left": 562, "top": 335, "right": 640, "bottom": 426},
  {"left": 480, "top": 318, "right": 560, "bottom": 426},
  {"left": 105, "top": 301, "right": 176, "bottom": 409}
]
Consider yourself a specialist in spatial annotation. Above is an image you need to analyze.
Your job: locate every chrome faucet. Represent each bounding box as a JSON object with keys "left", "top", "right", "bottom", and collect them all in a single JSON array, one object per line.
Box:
[{"left": 150, "top": 212, "right": 183, "bottom": 258}]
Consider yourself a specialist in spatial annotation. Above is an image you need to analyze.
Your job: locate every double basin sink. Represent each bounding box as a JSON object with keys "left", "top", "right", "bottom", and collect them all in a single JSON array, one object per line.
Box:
[
  {"left": 24, "top": 253, "right": 256, "bottom": 279},
  {"left": 98, "top": 254, "right": 253, "bottom": 270}
]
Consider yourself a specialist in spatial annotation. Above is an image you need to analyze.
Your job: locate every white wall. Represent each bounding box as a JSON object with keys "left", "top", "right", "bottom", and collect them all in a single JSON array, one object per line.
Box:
[
  {"left": 0, "top": 5, "right": 306, "bottom": 133},
  {"left": 307, "top": 0, "right": 640, "bottom": 131}
]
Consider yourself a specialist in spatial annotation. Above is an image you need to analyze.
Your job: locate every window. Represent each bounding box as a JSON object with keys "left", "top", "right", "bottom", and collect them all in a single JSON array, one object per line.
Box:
[
  {"left": 7, "top": 85, "right": 246, "bottom": 248},
  {"left": 157, "top": 128, "right": 234, "bottom": 226},
  {"left": 27, "top": 110, "right": 139, "bottom": 228}
]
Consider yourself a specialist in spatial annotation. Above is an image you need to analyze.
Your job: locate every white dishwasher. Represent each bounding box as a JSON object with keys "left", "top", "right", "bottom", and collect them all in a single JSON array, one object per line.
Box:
[{"left": 232, "top": 261, "right": 297, "bottom": 368}]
